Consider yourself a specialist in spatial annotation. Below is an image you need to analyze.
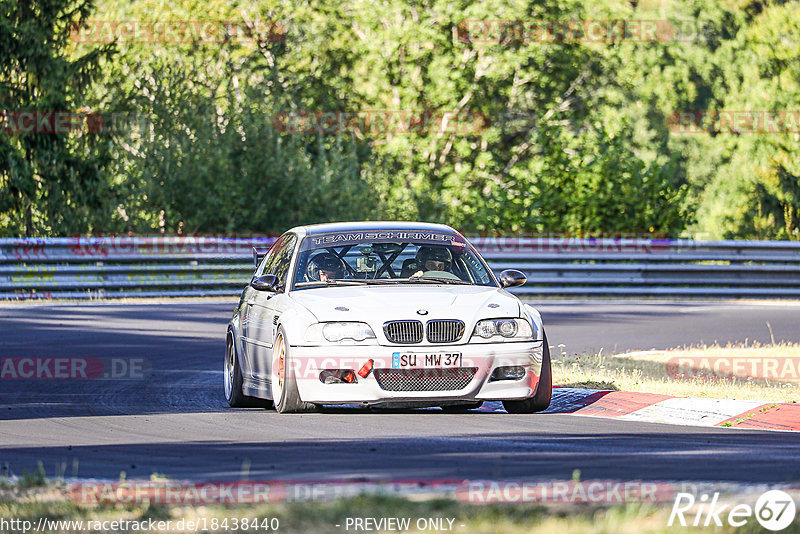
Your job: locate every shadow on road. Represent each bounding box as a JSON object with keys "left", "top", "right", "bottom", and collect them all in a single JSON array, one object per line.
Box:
[{"left": 1, "top": 428, "right": 797, "bottom": 483}]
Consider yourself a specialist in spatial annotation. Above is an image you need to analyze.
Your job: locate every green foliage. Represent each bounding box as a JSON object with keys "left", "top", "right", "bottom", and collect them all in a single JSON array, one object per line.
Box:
[
  {"left": 102, "top": 56, "right": 375, "bottom": 233},
  {"left": 459, "top": 123, "right": 689, "bottom": 234},
  {"left": 0, "top": 0, "right": 116, "bottom": 235},
  {"left": 690, "top": 0, "right": 800, "bottom": 239},
  {"left": 1, "top": 0, "right": 798, "bottom": 238},
  {"left": 19, "top": 462, "right": 47, "bottom": 488}
]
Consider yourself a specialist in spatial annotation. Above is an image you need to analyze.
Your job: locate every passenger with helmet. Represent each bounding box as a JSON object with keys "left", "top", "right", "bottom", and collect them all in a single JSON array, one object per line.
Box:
[{"left": 306, "top": 252, "right": 347, "bottom": 282}]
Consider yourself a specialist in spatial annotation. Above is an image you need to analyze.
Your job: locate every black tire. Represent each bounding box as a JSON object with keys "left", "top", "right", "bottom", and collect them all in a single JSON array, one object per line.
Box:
[
  {"left": 441, "top": 402, "right": 483, "bottom": 413},
  {"left": 225, "top": 335, "right": 271, "bottom": 408},
  {"left": 273, "top": 326, "right": 317, "bottom": 414},
  {"left": 503, "top": 331, "right": 552, "bottom": 414}
]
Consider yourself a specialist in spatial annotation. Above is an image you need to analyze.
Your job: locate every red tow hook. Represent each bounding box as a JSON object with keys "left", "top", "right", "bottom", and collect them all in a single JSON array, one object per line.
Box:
[{"left": 358, "top": 359, "right": 374, "bottom": 378}]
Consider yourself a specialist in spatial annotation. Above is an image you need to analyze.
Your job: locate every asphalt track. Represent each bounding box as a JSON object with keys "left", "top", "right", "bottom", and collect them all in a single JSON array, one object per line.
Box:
[{"left": 1, "top": 300, "right": 800, "bottom": 484}]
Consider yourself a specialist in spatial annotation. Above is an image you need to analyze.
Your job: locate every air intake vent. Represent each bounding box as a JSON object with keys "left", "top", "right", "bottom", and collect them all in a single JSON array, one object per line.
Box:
[
  {"left": 426, "top": 320, "right": 465, "bottom": 343},
  {"left": 373, "top": 367, "right": 478, "bottom": 391},
  {"left": 383, "top": 320, "right": 424, "bottom": 344}
]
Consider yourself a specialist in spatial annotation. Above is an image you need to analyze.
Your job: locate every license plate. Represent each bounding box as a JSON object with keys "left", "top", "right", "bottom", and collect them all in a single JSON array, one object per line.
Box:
[{"left": 392, "top": 352, "right": 462, "bottom": 368}]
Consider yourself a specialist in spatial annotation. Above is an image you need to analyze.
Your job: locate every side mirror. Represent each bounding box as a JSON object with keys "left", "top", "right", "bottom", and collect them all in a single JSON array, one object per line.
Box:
[
  {"left": 499, "top": 269, "right": 527, "bottom": 289},
  {"left": 251, "top": 274, "right": 280, "bottom": 292},
  {"left": 253, "top": 247, "right": 269, "bottom": 270}
]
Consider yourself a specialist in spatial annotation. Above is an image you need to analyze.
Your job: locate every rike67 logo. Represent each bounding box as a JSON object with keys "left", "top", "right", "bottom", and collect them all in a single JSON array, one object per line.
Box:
[{"left": 669, "top": 490, "right": 796, "bottom": 531}]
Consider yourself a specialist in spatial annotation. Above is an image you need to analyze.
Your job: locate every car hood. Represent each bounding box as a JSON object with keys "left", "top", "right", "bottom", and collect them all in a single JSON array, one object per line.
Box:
[{"left": 288, "top": 284, "right": 521, "bottom": 326}]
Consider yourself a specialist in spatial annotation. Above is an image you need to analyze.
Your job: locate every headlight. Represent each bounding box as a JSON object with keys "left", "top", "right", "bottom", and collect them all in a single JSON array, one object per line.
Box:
[
  {"left": 472, "top": 318, "right": 533, "bottom": 341},
  {"left": 305, "top": 322, "right": 377, "bottom": 343}
]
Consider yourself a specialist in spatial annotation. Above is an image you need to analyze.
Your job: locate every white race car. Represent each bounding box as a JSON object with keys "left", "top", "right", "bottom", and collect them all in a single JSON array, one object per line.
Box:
[{"left": 225, "top": 222, "right": 551, "bottom": 413}]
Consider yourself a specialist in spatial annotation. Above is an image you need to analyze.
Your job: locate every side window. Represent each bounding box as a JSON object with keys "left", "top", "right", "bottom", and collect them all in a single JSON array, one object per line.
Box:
[
  {"left": 465, "top": 249, "right": 491, "bottom": 284},
  {"left": 268, "top": 235, "right": 297, "bottom": 290},
  {"left": 254, "top": 236, "right": 286, "bottom": 278}
]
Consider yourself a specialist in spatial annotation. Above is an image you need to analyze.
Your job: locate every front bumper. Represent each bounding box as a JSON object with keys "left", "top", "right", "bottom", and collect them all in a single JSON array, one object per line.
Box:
[{"left": 290, "top": 340, "right": 544, "bottom": 405}]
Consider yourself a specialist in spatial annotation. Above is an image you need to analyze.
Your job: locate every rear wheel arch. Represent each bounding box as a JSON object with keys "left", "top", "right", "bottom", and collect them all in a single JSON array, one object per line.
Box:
[{"left": 224, "top": 326, "right": 272, "bottom": 408}]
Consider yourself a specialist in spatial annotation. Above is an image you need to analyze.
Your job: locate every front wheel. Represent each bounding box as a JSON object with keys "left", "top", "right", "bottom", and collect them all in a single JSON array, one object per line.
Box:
[
  {"left": 272, "top": 326, "right": 317, "bottom": 414},
  {"left": 502, "top": 331, "right": 552, "bottom": 414}
]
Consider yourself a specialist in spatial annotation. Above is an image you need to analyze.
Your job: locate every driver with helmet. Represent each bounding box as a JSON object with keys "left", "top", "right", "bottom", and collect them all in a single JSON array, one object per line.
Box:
[
  {"left": 415, "top": 246, "right": 453, "bottom": 273},
  {"left": 307, "top": 252, "right": 347, "bottom": 282}
]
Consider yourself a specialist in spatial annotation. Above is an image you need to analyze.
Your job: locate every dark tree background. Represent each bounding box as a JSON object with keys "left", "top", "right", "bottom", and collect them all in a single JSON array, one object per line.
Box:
[{"left": 1, "top": 0, "right": 798, "bottom": 238}]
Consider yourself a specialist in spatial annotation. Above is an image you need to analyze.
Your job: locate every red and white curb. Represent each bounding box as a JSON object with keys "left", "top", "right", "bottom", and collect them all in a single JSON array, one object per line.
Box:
[
  {"left": 546, "top": 388, "right": 800, "bottom": 431},
  {"left": 479, "top": 389, "right": 800, "bottom": 431}
]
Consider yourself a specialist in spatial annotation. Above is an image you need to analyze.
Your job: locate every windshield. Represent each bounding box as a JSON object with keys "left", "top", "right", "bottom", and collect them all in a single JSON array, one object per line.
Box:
[{"left": 292, "top": 231, "right": 496, "bottom": 289}]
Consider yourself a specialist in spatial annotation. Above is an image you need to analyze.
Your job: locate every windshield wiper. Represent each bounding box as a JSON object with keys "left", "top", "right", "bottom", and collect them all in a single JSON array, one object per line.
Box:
[
  {"left": 397, "top": 276, "right": 472, "bottom": 285},
  {"left": 295, "top": 280, "right": 371, "bottom": 288}
]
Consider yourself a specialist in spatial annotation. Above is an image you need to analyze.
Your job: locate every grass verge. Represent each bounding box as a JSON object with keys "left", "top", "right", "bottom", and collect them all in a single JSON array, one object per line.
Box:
[
  {"left": 1, "top": 482, "right": 797, "bottom": 534},
  {"left": 553, "top": 343, "right": 800, "bottom": 403}
]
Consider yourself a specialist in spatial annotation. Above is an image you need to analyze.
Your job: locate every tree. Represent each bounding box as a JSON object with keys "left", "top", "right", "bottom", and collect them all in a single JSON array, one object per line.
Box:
[
  {"left": 691, "top": 1, "right": 800, "bottom": 239},
  {"left": 0, "top": 0, "right": 116, "bottom": 236}
]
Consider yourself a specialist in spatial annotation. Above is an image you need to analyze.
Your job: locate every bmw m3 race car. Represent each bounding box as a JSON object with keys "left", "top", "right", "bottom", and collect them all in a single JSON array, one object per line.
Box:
[{"left": 225, "top": 222, "right": 551, "bottom": 414}]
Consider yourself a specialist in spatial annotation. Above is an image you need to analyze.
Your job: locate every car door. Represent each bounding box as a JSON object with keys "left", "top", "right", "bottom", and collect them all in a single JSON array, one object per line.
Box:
[
  {"left": 247, "top": 234, "right": 297, "bottom": 382},
  {"left": 241, "top": 235, "right": 286, "bottom": 378}
]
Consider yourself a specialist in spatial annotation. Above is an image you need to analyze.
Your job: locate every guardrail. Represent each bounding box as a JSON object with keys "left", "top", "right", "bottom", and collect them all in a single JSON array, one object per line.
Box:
[{"left": 2, "top": 236, "right": 800, "bottom": 299}]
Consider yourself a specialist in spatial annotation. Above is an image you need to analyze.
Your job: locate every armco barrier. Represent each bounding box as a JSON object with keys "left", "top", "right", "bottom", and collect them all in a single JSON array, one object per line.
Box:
[
  {"left": 1, "top": 236, "right": 800, "bottom": 299},
  {"left": 0, "top": 236, "right": 273, "bottom": 300}
]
